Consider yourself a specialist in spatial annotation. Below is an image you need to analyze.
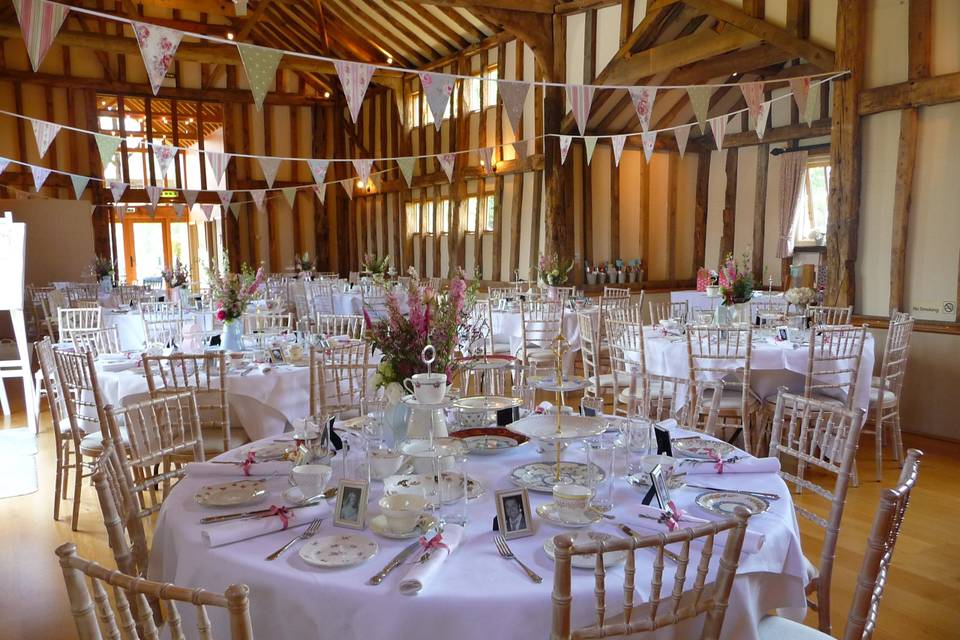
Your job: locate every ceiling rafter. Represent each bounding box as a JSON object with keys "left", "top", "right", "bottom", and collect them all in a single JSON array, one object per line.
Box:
[
  {"left": 381, "top": 0, "right": 459, "bottom": 56},
  {"left": 203, "top": 0, "right": 276, "bottom": 89},
  {"left": 322, "top": 0, "right": 422, "bottom": 66}
]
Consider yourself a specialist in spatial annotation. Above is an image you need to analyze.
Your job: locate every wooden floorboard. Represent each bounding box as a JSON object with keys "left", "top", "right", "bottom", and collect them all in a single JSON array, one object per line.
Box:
[{"left": 1, "top": 408, "right": 958, "bottom": 639}]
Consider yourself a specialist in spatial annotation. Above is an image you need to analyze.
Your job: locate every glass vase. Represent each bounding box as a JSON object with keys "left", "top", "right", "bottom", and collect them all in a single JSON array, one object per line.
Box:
[{"left": 221, "top": 318, "right": 243, "bottom": 352}]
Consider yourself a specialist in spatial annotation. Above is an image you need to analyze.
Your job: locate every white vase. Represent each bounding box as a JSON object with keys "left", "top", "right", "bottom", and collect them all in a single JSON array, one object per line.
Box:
[
  {"left": 221, "top": 318, "right": 243, "bottom": 352},
  {"left": 99, "top": 276, "right": 112, "bottom": 294}
]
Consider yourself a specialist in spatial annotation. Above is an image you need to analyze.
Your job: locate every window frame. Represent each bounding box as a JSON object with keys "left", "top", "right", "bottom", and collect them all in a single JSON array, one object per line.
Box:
[{"left": 792, "top": 155, "right": 830, "bottom": 247}]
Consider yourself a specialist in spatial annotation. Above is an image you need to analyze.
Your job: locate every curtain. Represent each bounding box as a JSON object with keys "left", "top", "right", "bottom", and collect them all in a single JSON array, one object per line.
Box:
[{"left": 777, "top": 150, "right": 808, "bottom": 258}]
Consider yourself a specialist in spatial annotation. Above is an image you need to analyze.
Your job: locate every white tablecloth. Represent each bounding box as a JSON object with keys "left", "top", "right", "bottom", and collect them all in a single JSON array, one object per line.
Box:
[
  {"left": 149, "top": 425, "right": 808, "bottom": 640},
  {"left": 103, "top": 310, "right": 213, "bottom": 351},
  {"left": 490, "top": 306, "right": 593, "bottom": 371},
  {"left": 671, "top": 291, "right": 786, "bottom": 312}
]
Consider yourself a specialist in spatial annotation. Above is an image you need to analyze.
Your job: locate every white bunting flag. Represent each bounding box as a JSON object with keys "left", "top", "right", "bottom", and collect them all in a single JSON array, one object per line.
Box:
[
  {"left": 418, "top": 72, "right": 455, "bottom": 132},
  {"left": 340, "top": 180, "right": 354, "bottom": 200},
  {"left": 755, "top": 101, "right": 771, "bottom": 139},
  {"left": 740, "top": 82, "right": 764, "bottom": 123},
  {"left": 70, "top": 175, "right": 88, "bottom": 200},
  {"left": 258, "top": 156, "right": 281, "bottom": 188},
  {"left": 238, "top": 43, "right": 284, "bottom": 111},
  {"left": 611, "top": 135, "right": 626, "bottom": 167},
  {"left": 173, "top": 203, "right": 186, "bottom": 217},
  {"left": 31, "top": 166, "right": 50, "bottom": 191},
  {"left": 438, "top": 153, "right": 455, "bottom": 183},
  {"left": 145, "top": 185, "right": 161, "bottom": 215},
  {"left": 217, "top": 190, "right": 233, "bottom": 211},
  {"left": 250, "top": 189, "right": 266, "bottom": 212},
  {"left": 12, "top": 0, "right": 70, "bottom": 72},
  {"left": 200, "top": 204, "right": 215, "bottom": 221},
  {"left": 334, "top": 60, "right": 375, "bottom": 124},
  {"left": 132, "top": 22, "right": 183, "bottom": 95},
  {"left": 803, "top": 84, "right": 821, "bottom": 125},
  {"left": 281, "top": 187, "right": 297, "bottom": 208},
  {"left": 709, "top": 114, "right": 728, "bottom": 151},
  {"left": 687, "top": 86, "right": 713, "bottom": 133},
  {"left": 0, "top": 159, "right": 9, "bottom": 176},
  {"left": 641, "top": 131, "right": 656, "bottom": 162},
  {"left": 559, "top": 135, "right": 572, "bottom": 165},
  {"left": 205, "top": 151, "right": 231, "bottom": 184},
  {"left": 312, "top": 184, "right": 326, "bottom": 205},
  {"left": 566, "top": 84, "right": 595, "bottom": 136},
  {"left": 674, "top": 124, "right": 692, "bottom": 159},
  {"left": 31, "top": 119, "right": 60, "bottom": 158},
  {"left": 307, "top": 159, "right": 329, "bottom": 186},
  {"left": 789, "top": 77, "right": 811, "bottom": 115},
  {"left": 584, "top": 136, "right": 598, "bottom": 166},
  {"left": 477, "top": 147, "right": 494, "bottom": 174},
  {"left": 95, "top": 133, "right": 122, "bottom": 169},
  {"left": 628, "top": 87, "right": 657, "bottom": 132},
  {"left": 230, "top": 202, "right": 243, "bottom": 219},
  {"left": 151, "top": 142, "right": 177, "bottom": 177},
  {"left": 352, "top": 159, "right": 373, "bottom": 185},
  {"left": 396, "top": 157, "right": 415, "bottom": 187},
  {"left": 513, "top": 140, "right": 527, "bottom": 164},
  {"left": 109, "top": 180, "right": 127, "bottom": 202},
  {"left": 182, "top": 189, "right": 199, "bottom": 208},
  {"left": 498, "top": 79, "right": 530, "bottom": 137}
]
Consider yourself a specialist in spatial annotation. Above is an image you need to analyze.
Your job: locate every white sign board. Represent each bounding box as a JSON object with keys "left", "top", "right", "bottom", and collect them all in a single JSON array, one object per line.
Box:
[
  {"left": 910, "top": 300, "right": 957, "bottom": 322},
  {"left": 0, "top": 212, "right": 26, "bottom": 311}
]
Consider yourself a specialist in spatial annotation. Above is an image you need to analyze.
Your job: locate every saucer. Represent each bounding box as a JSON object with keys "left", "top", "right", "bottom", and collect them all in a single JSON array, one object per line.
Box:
[
  {"left": 543, "top": 531, "right": 628, "bottom": 569},
  {"left": 370, "top": 514, "right": 437, "bottom": 540},
  {"left": 536, "top": 503, "right": 602, "bottom": 528},
  {"left": 282, "top": 486, "right": 330, "bottom": 505}
]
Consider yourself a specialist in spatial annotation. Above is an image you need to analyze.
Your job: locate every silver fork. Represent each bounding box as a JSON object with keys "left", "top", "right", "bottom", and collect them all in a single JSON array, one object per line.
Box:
[
  {"left": 265, "top": 518, "right": 323, "bottom": 561},
  {"left": 494, "top": 534, "right": 542, "bottom": 584}
]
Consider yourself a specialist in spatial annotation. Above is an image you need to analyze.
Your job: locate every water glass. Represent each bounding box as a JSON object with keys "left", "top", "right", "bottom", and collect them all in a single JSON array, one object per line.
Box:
[
  {"left": 437, "top": 453, "right": 469, "bottom": 526},
  {"left": 620, "top": 417, "right": 654, "bottom": 477},
  {"left": 584, "top": 434, "right": 618, "bottom": 512},
  {"left": 580, "top": 396, "right": 605, "bottom": 417}
]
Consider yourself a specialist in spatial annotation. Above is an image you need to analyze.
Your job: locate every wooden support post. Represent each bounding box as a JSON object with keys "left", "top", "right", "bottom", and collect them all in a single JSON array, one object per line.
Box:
[
  {"left": 666, "top": 153, "right": 678, "bottom": 280},
  {"left": 720, "top": 147, "right": 738, "bottom": 262},
  {"left": 583, "top": 146, "right": 593, "bottom": 268},
  {"left": 752, "top": 143, "right": 769, "bottom": 281},
  {"left": 509, "top": 43, "right": 525, "bottom": 281},
  {"left": 609, "top": 148, "right": 620, "bottom": 262},
  {"left": 264, "top": 104, "right": 279, "bottom": 273},
  {"left": 223, "top": 69, "right": 241, "bottom": 271},
  {"left": 693, "top": 151, "right": 710, "bottom": 272},
  {"left": 84, "top": 89, "right": 110, "bottom": 259},
  {"left": 544, "top": 14, "right": 569, "bottom": 261}
]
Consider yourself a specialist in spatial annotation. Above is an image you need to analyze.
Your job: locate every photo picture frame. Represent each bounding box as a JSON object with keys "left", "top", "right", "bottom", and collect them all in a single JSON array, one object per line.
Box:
[
  {"left": 777, "top": 327, "right": 789, "bottom": 341},
  {"left": 269, "top": 347, "right": 285, "bottom": 364},
  {"left": 650, "top": 464, "right": 671, "bottom": 510},
  {"left": 495, "top": 488, "right": 533, "bottom": 540},
  {"left": 333, "top": 479, "right": 368, "bottom": 530}
]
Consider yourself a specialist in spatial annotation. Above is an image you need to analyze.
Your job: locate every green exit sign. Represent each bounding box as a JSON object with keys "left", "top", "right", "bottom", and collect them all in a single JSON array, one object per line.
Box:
[{"left": 161, "top": 190, "right": 178, "bottom": 198}]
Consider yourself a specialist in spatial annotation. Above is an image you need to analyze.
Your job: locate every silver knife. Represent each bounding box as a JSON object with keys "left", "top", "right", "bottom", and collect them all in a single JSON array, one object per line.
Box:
[
  {"left": 367, "top": 540, "right": 422, "bottom": 586},
  {"left": 200, "top": 501, "right": 322, "bottom": 525}
]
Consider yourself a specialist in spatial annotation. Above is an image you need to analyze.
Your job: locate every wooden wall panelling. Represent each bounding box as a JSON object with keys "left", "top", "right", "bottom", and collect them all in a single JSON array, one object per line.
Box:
[
  {"left": 666, "top": 152, "right": 678, "bottom": 280},
  {"left": 333, "top": 105, "right": 351, "bottom": 276},
  {"left": 638, "top": 154, "right": 650, "bottom": 272},
  {"left": 583, "top": 145, "right": 593, "bottom": 267},
  {"left": 450, "top": 55, "right": 469, "bottom": 278},
  {"left": 529, "top": 64, "right": 544, "bottom": 280},
  {"left": 509, "top": 43, "right": 525, "bottom": 281},
  {"left": 719, "top": 147, "right": 738, "bottom": 262},
  {"left": 492, "top": 43, "right": 505, "bottom": 282},
  {"left": 223, "top": 68, "right": 241, "bottom": 271},
  {"left": 751, "top": 143, "right": 770, "bottom": 281},
  {"left": 692, "top": 151, "right": 709, "bottom": 273}
]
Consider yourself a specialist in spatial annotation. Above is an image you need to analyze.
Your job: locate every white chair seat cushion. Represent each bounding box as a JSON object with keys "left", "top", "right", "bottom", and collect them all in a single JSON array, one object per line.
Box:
[
  {"left": 79, "top": 428, "right": 129, "bottom": 456},
  {"left": 491, "top": 341, "right": 513, "bottom": 355},
  {"left": 618, "top": 380, "right": 675, "bottom": 404},
  {"left": 868, "top": 386, "right": 897, "bottom": 408},
  {"left": 757, "top": 615, "right": 832, "bottom": 640},
  {"left": 587, "top": 373, "right": 621, "bottom": 389},
  {"left": 705, "top": 387, "right": 758, "bottom": 412},
  {"left": 525, "top": 348, "right": 556, "bottom": 361}
]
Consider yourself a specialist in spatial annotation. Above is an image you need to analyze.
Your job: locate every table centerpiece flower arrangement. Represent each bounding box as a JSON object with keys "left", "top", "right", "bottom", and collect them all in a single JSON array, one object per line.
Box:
[
  {"left": 360, "top": 253, "right": 391, "bottom": 278},
  {"left": 718, "top": 252, "right": 754, "bottom": 323},
  {"left": 92, "top": 255, "right": 114, "bottom": 293},
  {"left": 294, "top": 252, "right": 315, "bottom": 275},
  {"left": 785, "top": 286, "right": 816, "bottom": 315},
  {"left": 160, "top": 258, "right": 190, "bottom": 303},
  {"left": 207, "top": 260, "right": 264, "bottom": 352},
  {"left": 538, "top": 252, "right": 574, "bottom": 294}
]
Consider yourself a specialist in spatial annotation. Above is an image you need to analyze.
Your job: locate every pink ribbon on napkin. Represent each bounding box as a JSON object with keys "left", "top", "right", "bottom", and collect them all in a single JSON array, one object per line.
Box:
[
  {"left": 418, "top": 532, "right": 448, "bottom": 554},
  {"left": 240, "top": 451, "right": 257, "bottom": 476},
  {"left": 665, "top": 501, "right": 686, "bottom": 532},
  {"left": 265, "top": 505, "right": 291, "bottom": 529},
  {"left": 710, "top": 451, "right": 724, "bottom": 474}
]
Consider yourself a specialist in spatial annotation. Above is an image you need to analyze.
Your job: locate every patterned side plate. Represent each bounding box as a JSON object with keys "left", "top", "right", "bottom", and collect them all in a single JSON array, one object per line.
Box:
[
  {"left": 450, "top": 428, "right": 528, "bottom": 455},
  {"left": 383, "top": 473, "right": 484, "bottom": 504},
  {"left": 509, "top": 461, "right": 604, "bottom": 493},
  {"left": 543, "top": 531, "right": 629, "bottom": 569},
  {"left": 695, "top": 491, "right": 770, "bottom": 516},
  {"left": 535, "top": 503, "right": 602, "bottom": 528},
  {"left": 671, "top": 437, "right": 736, "bottom": 460},
  {"left": 194, "top": 479, "right": 267, "bottom": 508},
  {"left": 626, "top": 472, "right": 686, "bottom": 491},
  {"left": 299, "top": 535, "right": 379, "bottom": 568}
]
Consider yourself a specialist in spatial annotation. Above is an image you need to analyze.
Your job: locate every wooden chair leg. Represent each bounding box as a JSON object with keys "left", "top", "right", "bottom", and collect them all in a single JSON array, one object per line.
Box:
[
  {"left": 891, "top": 411, "right": 905, "bottom": 467},
  {"left": 71, "top": 459, "right": 84, "bottom": 532},
  {"left": 874, "top": 414, "right": 884, "bottom": 482},
  {"left": 53, "top": 453, "right": 64, "bottom": 521}
]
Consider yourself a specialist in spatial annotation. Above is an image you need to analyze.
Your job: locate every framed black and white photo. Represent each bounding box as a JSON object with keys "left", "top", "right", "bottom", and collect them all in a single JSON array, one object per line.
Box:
[
  {"left": 777, "top": 327, "right": 789, "bottom": 341},
  {"left": 495, "top": 488, "right": 533, "bottom": 540},
  {"left": 334, "top": 479, "right": 368, "bottom": 529},
  {"left": 269, "top": 347, "right": 285, "bottom": 364},
  {"left": 650, "top": 464, "right": 671, "bottom": 510}
]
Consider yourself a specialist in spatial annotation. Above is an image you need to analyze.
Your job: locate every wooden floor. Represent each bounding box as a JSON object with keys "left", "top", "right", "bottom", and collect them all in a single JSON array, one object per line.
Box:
[{"left": 1, "top": 407, "right": 958, "bottom": 640}]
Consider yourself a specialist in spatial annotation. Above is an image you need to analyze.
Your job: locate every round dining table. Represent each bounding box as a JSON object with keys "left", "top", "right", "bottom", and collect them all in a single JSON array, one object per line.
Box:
[
  {"left": 102, "top": 309, "right": 214, "bottom": 351},
  {"left": 149, "top": 422, "right": 809, "bottom": 640},
  {"left": 489, "top": 303, "right": 595, "bottom": 372}
]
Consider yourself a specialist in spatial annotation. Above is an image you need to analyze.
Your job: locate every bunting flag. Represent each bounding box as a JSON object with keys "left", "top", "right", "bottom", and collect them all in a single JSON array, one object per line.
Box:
[
  {"left": 31, "top": 119, "right": 60, "bottom": 158},
  {"left": 477, "top": 147, "right": 494, "bottom": 174},
  {"left": 12, "top": 0, "right": 70, "bottom": 72},
  {"left": 674, "top": 124, "right": 692, "bottom": 159},
  {"left": 641, "top": 131, "right": 656, "bottom": 162},
  {"left": 740, "top": 82, "right": 764, "bottom": 122},
  {"left": 250, "top": 189, "right": 266, "bottom": 212},
  {"left": 173, "top": 203, "right": 186, "bottom": 217},
  {"left": 217, "top": 190, "right": 233, "bottom": 211},
  {"left": 755, "top": 101, "right": 771, "bottom": 139},
  {"left": 182, "top": 189, "right": 199, "bottom": 208},
  {"left": 628, "top": 87, "right": 657, "bottom": 132},
  {"left": 132, "top": 22, "right": 183, "bottom": 95},
  {"left": 205, "top": 151, "right": 231, "bottom": 184},
  {"left": 238, "top": 43, "right": 284, "bottom": 111},
  {"left": 307, "top": 159, "right": 329, "bottom": 185},
  {"left": 109, "top": 180, "right": 127, "bottom": 202},
  {"left": 611, "top": 134, "right": 626, "bottom": 167},
  {"left": 0, "top": 159, "right": 9, "bottom": 176},
  {"left": 709, "top": 114, "right": 728, "bottom": 151},
  {"left": 559, "top": 135, "right": 572, "bottom": 165},
  {"left": 258, "top": 156, "right": 281, "bottom": 188},
  {"left": 229, "top": 202, "right": 243, "bottom": 219},
  {"left": 789, "top": 77, "right": 811, "bottom": 114},
  {"left": 438, "top": 153, "right": 455, "bottom": 182},
  {"left": 313, "top": 184, "right": 326, "bottom": 205},
  {"left": 418, "top": 72, "right": 455, "bottom": 132},
  {"left": 200, "top": 204, "right": 215, "bottom": 221},
  {"left": 687, "top": 86, "right": 713, "bottom": 133},
  {"left": 151, "top": 142, "right": 177, "bottom": 177},
  {"left": 334, "top": 60, "right": 375, "bottom": 124},
  {"left": 95, "top": 133, "right": 122, "bottom": 169},
  {"left": 352, "top": 158, "right": 373, "bottom": 184},
  {"left": 70, "top": 175, "right": 89, "bottom": 199},
  {"left": 340, "top": 180, "right": 354, "bottom": 200},
  {"left": 803, "top": 84, "right": 821, "bottom": 125},
  {"left": 498, "top": 79, "right": 530, "bottom": 137},
  {"left": 566, "top": 84, "right": 595, "bottom": 136},
  {"left": 145, "top": 185, "right": 161, "bottom": 214},
  {"left": 396, "top": 157, "right": 415, "bottom": 187},
  {"left": 584, "top": 136, "right": 598, "bottom": 166},
  {"left": 281, "top": 186, "right": 297, "bottom": 208},
  {"left": 513, "top": 140, "right": 527, "bottom": 164}
]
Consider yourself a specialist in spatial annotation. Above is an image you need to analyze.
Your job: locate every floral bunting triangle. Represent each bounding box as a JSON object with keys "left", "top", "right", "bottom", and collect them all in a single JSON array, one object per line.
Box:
[
  {"left": 352, "top": 159, "right": 373, "bottom": 184},
  {"left": 70, "top": 175, "right": 88, "bottom": 200},
  {"left": 12, "top": 0, "right": 70, "bottom": 72},
  {"left": 755, "top": 101, "right": 771, "bottom": 139},
  {"left": 200, "top": 204, "right": 214, "bottom": 221},
  {"left": 611, "top": 135, "right": 626, "bottom": 167},
  {"left": 789, "top": 77, "right": 811, "bottom": 114},
  {"left": 95, "top": 133, "right": 122, "bottom": 169},
  {"left": 628, "top": 87, "right": 657, "bottom": 132},
  {"left": 687, "top": 86, "right": 712, "bottom": 133},
  {"left": 281, "top": 186, "right": 297, "bottom": 208},
  {"left": 418, "top": 72, "right": 455, "bottom": 132},
  {"left": 238, "top": 43, "right": 284, "bottom": 111},
  {"left": 477, "top": 147, "right": 494, "bottom": 174},
  {"left": 674, "top": 124, "right": 692, "bottom": 159},
  {"left": 173, "top": 203, "right": 186, "bottom": 217},
  {"left": 566, "top": 84, "right": 595, "bottom": 136},
  {"left": 151, "top": 142, "right": 177, "bottom": 177},
  {"left": 31, "top": 119, "right": 60, "bottom": 158},
  {"left": 740, "top": 82, "right": 764, "bottom": 122},
  {"left": 498, "top": 79, "right": 530, "bottom": 137},
  {"left": 559, "top": 135, "right": 572, "bottom": 165},
  {"left": 709, "top": 114, "right": 728, "bottom": 151},
  {"left": 513, "top": 140, "right": 527, "bottom": 164},
  {"left": 217, "top": 190, "right": 233, "bottom": 211},
  {"left": 205, "top": 151, "right": 231, "bottom": 184},
  {"left": 584, "top": 136, "right": 598, "bottom": 166},
  {"left": 396, "top": 157, "right": 415, "bottom": 187},
  {"left": 109, "top": 180, "right": 127, "bottom": 202},
  {"left": 307, "top": 159, "right": 329, "bottom": 186},
  {"left": 641, "top": 131, "right": 656, "bottom": 162},
  {"left": 145, "top": 185, "right": 161, "bottom": 215},
  {"left": 250, "top": 189, "right": 266, "bottom": 212},
  {"left": 333, "top": 60, "right": 375, "bottom": 124},
  {"left": 30, "top": 166, "right": 50, "bottom": 191},
  {"left": 182, "top": 189, "right": 199, "bottom": 208},
  {"left": 340, "top": 180, "right": 354, "bottom": 200},
  {"left": 312, "top": 184, "right": 326, "bottom": 205},
  {"left": 803, "top": 84, "right": 821, "bottom": 125},
  {"left": 258, "top": 156, "right": 281, "bottom": 188},
  {"left": 132, "top": 22, "right": 183, "bottom": 95},
  {"left": 438, "top": 153, "right": 455, "bottom": 182},
  {"left": 229, "top": 202, "right": 243, "bottom": 218}
]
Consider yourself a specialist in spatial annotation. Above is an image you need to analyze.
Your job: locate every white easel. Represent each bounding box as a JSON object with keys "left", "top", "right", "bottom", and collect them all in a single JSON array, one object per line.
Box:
[{"left": 0, "top": 211, "right": 37, "bottom": 433}]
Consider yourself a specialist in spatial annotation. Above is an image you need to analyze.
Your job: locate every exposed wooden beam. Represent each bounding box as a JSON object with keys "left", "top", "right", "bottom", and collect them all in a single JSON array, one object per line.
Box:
[
  {"left": 398, "top": 0, "right": 555, "bottom": 14},
  {"left": 610, "top": 148, "right": 620, "bottom": 260},
  {"left": 720, "top": 146, "right": 737, "bottom": 262},
  {"left": 707, "top": 117, "right": 831, "bottom": 148},
  {"left": 204, "top": 0, "right": 275, "bottom": 89},
  {"left": 859, "top": 71, "right": 960, "bottom": 116},
  {"left": 692, "top": 150, "right": 709, "bottom": 272},
  {"left": 751, "top": 142, "right": 769, "bottom": 281}
]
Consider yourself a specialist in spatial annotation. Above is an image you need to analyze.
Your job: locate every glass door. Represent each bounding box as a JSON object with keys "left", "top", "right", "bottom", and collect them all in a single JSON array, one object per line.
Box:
[
  {"left": 131, "top": 222, "right": 165, "bottom": 283},
  {"left": 113, "top": 207, "right": 220, "bottom": 286}
]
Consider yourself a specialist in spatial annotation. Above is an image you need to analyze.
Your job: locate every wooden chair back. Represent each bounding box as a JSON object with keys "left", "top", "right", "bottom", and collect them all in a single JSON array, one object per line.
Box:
[
  {"left": 602, "top": 286, "right": 631, "bottom": 298},
  {"left": 804, "top": 325, "right": 866, "bottom": 410},
  {"left": 648, "top": 300, "right": 688, "bottom": 326},
  {"left": 91, "top": 440, "right": 151, "bottom": 577},
  {"left": 809, "top": 305, "right": 853, "bottom": 326},
  {"left": 309, "top": 340, "right": 369, "bottom": 418},
  {"left": 315, "top": 314, "right": 365, "bottom": 340},
  {"left": 550, "top": 511, "right": 750, "bottom": 640},
  {"left": 54, "top": 348, "right": 107, "bottom": 442},
  {"left": 306, "top": 281, "right": 336, "bottom": 316},
  {"left": 70, "top": 327, "right": 123, "bottom": 357},
  {"left": 58, "top": 307, "right": 103, "bottom": 343},
  {"left": 138, "top": 301, "right": 182, "bottom": 322},
  {"left": 605, "top": 318, "right": 646, "bottom": 416},
  {"left": 519, "top": 299, "right": 564, "bottom": 355},
  {"left": 241, "top": 311, "right": 294, "bottom": 336}
]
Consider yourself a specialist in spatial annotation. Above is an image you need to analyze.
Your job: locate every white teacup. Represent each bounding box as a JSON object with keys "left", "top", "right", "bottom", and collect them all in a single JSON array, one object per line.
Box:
[
  {"left": 368, "top": 449, "right": 404, "bottom": 479},
  {"left": 552, "top": 483, "right": 592, "bottom": 521},
  {"left": 378, "top": 494, "right": 428, "bottom": 533},
  {"left": 290, "top": 464, "right": 332, "bottom": 499},
  {"left": 403, "top": 372, "right": 448, "bottom": 404}
]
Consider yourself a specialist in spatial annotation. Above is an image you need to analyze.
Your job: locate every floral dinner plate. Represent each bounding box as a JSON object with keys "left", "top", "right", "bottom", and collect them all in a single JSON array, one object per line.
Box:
[
  {"left": 509, "top": 461, "right": 604, "bottom": 493},
  {"left": 695, "top": 491, "right": 770, "bottom": 516},
  {"left": 543, "top": 531, "right": 629, "bottom": 568},
  {"left": 194, "top": 479, "right": 267, "bottom": 508},
  {"left": 299, "top": 534, "right": 378, "bottom": 568}
]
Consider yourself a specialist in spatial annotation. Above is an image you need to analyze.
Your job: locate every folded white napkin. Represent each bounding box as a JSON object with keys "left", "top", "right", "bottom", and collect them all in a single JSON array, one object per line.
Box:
[
  {"left": 683, "top": 457, "right": 781, "bottom": 475},
  {"left": 101, "top": 360, "right": 140, "bottom": 372},
  {"left": 184, "top": 461, "right": 293, "bottom": 478},
  {"left": 398, "top": 525, "right": 464, "bottom": 595},
  {"left": 201, "top": 503, "right": 328, "bottom": 548},
  {"left": 657, "top": 418, "right": 678, "bottom": 430},
  {"left": 634, "top": 504, "right": 765, "bottom": 553}
]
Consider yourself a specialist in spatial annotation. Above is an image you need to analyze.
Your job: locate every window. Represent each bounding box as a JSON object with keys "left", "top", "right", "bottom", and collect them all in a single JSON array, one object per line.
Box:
[
  {"left": 793, "top": 157, "right": 830, "bottom": 246},
  {"left": 410, "top": 91, "right": 421, "bottom": 128},
  {"left": 437, "top": 199, "right": 450, "bottom": 233},
  {"left": 410, "top": 89, "right": 452, "bottom": 127},
  {"left": 423, "top": 202, "right": 435, "bottom": 234},
  {"left": 466, "top": 197, "right": 479, "bottom": 232},
  {"left": 465, "top": 193, "right": 496, "bottom": 232},
  {"left": 468, "top": 66, "right": 499, "bottom": 112},
  {"left": 483, "top": 194, "right": 496, "bottom": 232},
  {"left": 407, "top": 202, "right": 422, "bottom": 233}
]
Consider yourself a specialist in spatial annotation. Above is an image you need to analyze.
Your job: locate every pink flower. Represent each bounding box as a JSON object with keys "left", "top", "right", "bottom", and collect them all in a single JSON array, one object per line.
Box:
[{"left": 216, "top": 308, "right": 226, "bottom": 321}]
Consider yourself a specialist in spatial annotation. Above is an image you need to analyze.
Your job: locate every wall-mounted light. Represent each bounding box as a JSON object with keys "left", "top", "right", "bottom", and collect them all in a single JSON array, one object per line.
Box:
[
  {"left": 226, "top": 31, "right": 235, "bottom": 41},
  {"left": 324, "top": 91, "right": 331, "bottom": 98},
  {"left": 356, "top": 180, "right": 364, "bottom": 188},
  {"left": 386, "top": 56, "right": 393, "bottom": 65}
]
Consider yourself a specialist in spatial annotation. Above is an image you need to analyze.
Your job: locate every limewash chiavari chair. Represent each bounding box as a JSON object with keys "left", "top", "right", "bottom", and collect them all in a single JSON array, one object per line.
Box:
[
  {"left": 27, "top": 284, "right": 54, "bottom": 338},
  {"left": 756, "top": 449, "right": 922, "bottom": 640},
  {"left": 488, "top": 285, "right": 520, "bottom": 302},
  {"left": 801, "top": 325, "right": 866, "bottom": 410},
  {"left": 518, "top": 299, "right": 565, "bottom": 369},
  {"left": 863, "top": 316, "right": 913, "bottom": 480},
  {"left": 361, "top": 284, "right": 391, "bottom": 319},
  {"left": 139, "top": 301, "right": 181, "bottom": 322},
  {"left": 550, "top": 510, "right": 751, "bottom": 640},
  {"left": 306, "top": 280, "right": 336, "bottom": 316},
  {"left": 751, "top": 298, "right": 789, "bottom": 322},
  {"left": 686, "top": 324, "right": 759, "bottom": 453},
  {"left": 606, "top": 318, "right": 677, "bottom": 417},
  {"left": 770, "top": 391, "right": 864, "bottom": 635},
  {"left": 38, "top": 287, "right": 62, "bottom": 341},
  {"left": 425, "top": 276, "right": 442, "bottom": 290},
  {"left": 36, "top": 337, "right": 73, "bottom": 522},
  {"left": 242, "top": 310, "right": 294, "bottom": 336},
  {"left": 58, "top": 306, "right": 103, "bottom": 343},
  {"left": 605, "top": 301, "right": 646, "bottom": 326},
  {"left": 315, "top": 314, "right": 365, "bottom": 340},
  {"left": 56, "top": 542, "right": 254, "bottom": 640},
  {"left": 91, "top": 441, "right": 150, "bottom": 579},
  {"left": 142, "top": 352, "right": 243, "bottom": 455},
  {"left": 70, "top": 327, "right": 123, "bottom": 358},
  {"left": 288, "top": 281, "right": 312, "bottom": 328},
  {"left": 647, "top": 300, "right": 689, "bottom": 326},
  {"left": 577, "top": 311, "right": 618, "bottom": 404},
  {"left": 65, "top": 283, "right": 100, "bottom": 307},
  {"left": 809, "top": 305, "right": 853, "bottom": 326},
  {"left": 349, "top": 271, "right": 360, "bottom": 284},
  {"left": 602, "top": 286, "right": 631, "bottom": 298},
  {"left": 485, "top": 298, "right": 514, "bottom": 355},
  {"left": 309, "top": 340, "right": 369, "bottom": 419}
]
